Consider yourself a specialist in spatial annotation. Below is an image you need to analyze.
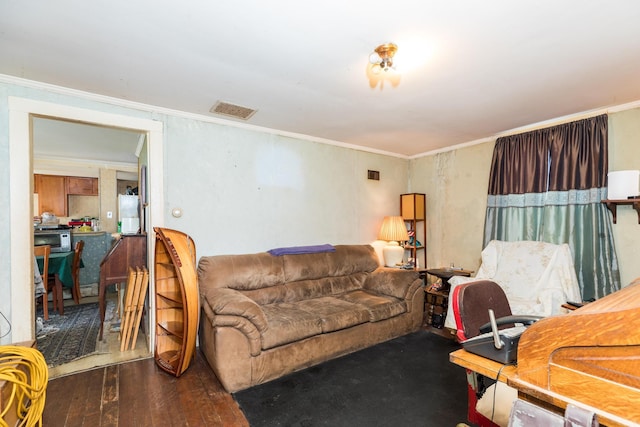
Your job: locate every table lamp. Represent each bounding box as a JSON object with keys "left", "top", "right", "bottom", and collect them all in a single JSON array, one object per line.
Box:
[{"left": 377, "top": 216, "right": 409, "bottom": 267}]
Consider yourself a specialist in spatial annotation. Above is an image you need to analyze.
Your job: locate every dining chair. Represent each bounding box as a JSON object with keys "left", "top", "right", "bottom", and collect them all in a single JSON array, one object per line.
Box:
[
  {"left": 70, "top": 240, "right": 85, "bottom": 304},
  {"left": 34, "top": 245, "right": 55, "bottom": 320}
]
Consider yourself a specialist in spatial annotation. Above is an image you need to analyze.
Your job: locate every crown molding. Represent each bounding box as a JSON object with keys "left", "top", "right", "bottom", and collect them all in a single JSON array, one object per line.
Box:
[
  {"left": 33, "top": 155, "right": 138, "bottom": 176},
  {"left": 0, "top": 74, "right": 409, "bottom": 159},
  {"left": 4, "top": 74, "right": 638, "bottom": 162}
]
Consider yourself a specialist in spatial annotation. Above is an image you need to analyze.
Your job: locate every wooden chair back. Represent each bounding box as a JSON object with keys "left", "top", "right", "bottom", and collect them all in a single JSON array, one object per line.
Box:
[
  {"left": 34, "top": 245, "right": 50, "bottom": 280},
  {"left": 71, "top": 240, "right": 85, "bottom": 304}
]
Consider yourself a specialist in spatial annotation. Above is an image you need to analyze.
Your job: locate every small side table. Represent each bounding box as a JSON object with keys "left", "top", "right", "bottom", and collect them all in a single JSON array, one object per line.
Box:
[
  {"left": 424, "top": 268, "right": 473, "bottom": 292},
  {"left": 422, "top": 268, "right": 473, "bottom": 330}
]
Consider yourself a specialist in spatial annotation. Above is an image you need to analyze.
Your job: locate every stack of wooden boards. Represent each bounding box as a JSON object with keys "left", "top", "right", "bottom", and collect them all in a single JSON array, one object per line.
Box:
[{"left": 119, "top": 267, "right": 149, "bottom": 351}]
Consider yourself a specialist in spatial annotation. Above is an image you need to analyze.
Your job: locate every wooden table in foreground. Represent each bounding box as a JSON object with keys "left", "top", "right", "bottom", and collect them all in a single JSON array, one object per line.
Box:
[
  {"left": 450, "top": 278, "right": 640, "bottom": 427},
  {"left": 450, "top": 349, "right": 635, "bottom": 427}
]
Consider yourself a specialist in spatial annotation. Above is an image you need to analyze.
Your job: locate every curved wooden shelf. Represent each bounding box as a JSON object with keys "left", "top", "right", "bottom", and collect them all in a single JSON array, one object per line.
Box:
[
  {"left": 602, "top": 198, "right": 640, "bottom": 224},
  {"left": 153, "top": 227, "right": 199, "bottom": 377},
  {"left": 157, "top": 291, "right": 184, "bottom": 304},
  {"left": 157, "top": 321, "right": 185, "bottom": 338}
]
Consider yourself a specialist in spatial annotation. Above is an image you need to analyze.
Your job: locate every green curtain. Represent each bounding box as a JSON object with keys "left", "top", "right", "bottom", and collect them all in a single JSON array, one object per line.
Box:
[{"left": 484, "top": 115, "right": 620, "bottom": 300}]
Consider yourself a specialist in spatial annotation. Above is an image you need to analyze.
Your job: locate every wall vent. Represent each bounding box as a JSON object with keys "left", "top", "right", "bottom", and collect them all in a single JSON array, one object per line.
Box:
[
  {"left": 368, "top": 170, "right": 380, "bottom": 180},
  {"left": 210, "top": 101, "right": 257, "bottom": 120}
]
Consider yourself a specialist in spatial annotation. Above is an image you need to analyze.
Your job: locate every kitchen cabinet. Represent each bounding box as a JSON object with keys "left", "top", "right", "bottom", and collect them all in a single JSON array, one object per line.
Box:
[
  {"left": 34, "top": 174, "right": 99, "bottom": 216},
  {"left": 34, "top": 174, "right": 67, "bottom": 217},
  {"left": 66, "top": 176, "right": 98, "bottom": 195}
]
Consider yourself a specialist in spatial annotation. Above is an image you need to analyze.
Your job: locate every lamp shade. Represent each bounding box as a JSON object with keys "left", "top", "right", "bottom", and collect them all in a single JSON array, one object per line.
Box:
[
  {"left": 378, "top": 216, "right": 409, "bottom": 267},
  {"left": 378, "top": 216, "right": 409, "bottom": 242},
  {"left": 401, "top": 193, "right": 425, "bottom": 220}
]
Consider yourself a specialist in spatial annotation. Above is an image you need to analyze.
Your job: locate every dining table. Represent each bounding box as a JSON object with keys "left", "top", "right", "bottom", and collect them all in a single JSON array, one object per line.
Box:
[
  {"left": 36, "top": 251, "right": 76, "bottom": 288},
  {"left": 35, "top": 251, "right": 79, "bottom": 315}
]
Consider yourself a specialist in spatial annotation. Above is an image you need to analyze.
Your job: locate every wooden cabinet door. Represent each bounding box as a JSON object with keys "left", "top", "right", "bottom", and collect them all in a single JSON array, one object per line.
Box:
[
  {"left": 66, "top": 177, "right": 98, "bottom": 195},
  {"left": 35, "top": 174, "right": 67, "bottom": 216}
]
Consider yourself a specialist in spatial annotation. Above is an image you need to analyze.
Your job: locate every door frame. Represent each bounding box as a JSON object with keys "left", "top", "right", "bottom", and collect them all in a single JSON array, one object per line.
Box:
[{"left": 8, "top": 97, "right": 164, "bottom": 349}]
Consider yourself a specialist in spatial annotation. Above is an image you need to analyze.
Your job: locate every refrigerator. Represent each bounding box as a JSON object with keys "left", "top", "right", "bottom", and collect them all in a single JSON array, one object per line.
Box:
[{"left": 118, "top": 194, "right": 140, "bottom": 234}]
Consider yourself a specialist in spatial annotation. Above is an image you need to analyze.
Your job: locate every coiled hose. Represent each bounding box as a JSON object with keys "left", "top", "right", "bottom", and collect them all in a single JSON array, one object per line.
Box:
[{"left": 0, "top": 346, "right": 48, "bottom": 427}]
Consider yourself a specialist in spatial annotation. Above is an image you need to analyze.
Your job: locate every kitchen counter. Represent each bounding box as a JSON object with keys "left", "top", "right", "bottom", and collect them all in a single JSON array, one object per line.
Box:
[
  {"left": 71, "top": 232, "right": 114, "bottom": 295},
  {"left": 71, "top": 230, "right": 107, "bottom": 236}
]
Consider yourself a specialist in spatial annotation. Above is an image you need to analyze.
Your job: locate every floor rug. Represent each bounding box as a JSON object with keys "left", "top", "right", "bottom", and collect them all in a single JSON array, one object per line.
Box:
[
  {"left": 36, "top": 302, "right": 102, "bottom": 367},
  {"left": 234, "top": 330, "right": 469, "bottom": 427}
]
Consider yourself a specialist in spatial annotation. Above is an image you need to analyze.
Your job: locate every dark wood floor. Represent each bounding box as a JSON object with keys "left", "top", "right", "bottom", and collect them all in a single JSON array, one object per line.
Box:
[{"left": 43, "top": 350, "right": 249, "bottom": 427}]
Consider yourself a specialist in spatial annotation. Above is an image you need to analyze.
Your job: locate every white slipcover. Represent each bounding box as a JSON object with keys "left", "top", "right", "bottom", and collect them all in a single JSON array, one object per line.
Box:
[{"left": 444, "top": 240, "right": 582, "bottom": 330}]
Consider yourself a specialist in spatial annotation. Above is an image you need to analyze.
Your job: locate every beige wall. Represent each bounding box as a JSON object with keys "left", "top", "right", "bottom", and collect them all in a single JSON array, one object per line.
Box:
[
  {"left": 608, "top": 108, "right": 640, "bottom": 286},
  {"left": 67, "top": 195, "right": 100, "bottom": 219},
  {"left": 99, "top": 169, "right": 118, "bottom": 233},
  {"left": 410, "top": 142, "right": 494, "bottom": 278},
  {"left": 411, "top": 108, "right": 640, "bottom": 288}
]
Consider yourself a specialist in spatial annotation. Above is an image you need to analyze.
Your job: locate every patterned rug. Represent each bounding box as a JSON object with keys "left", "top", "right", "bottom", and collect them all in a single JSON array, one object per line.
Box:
[{"left": 36, "top": 302, "right": 102, "bottom": 367}]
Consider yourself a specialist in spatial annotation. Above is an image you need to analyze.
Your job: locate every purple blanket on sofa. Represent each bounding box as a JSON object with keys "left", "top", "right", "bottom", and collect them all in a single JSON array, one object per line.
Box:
[{"left": 268, "top": 244, "right": 336, "bottom": 256}]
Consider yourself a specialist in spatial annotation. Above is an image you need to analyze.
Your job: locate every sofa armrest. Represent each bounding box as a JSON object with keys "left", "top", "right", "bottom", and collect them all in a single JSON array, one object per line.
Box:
[
  {"left": 201, "top": 302, "right": 263, "bottom": 357},
  {"left": 364, "top": 267, "right": 422, "bottom": 301},
  {"left": 201, "top": 288, "right": 268, "bottom": 332}
]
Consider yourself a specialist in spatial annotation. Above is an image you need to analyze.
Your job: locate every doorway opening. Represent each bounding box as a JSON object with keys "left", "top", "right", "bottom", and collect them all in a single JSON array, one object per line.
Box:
[{"left": 8, "top": 97, "right": 164, "bottom": 376}]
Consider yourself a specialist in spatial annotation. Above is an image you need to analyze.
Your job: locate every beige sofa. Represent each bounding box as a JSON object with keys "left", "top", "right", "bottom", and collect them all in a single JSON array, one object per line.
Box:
[{"left": 197, "top": 244, "right": 424, "bottom": 392}]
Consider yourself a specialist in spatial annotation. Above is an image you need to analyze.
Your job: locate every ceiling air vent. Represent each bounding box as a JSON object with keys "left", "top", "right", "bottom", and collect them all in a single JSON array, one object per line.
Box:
[{"left": 210, "top": 101, "right": 257, "bottom": 120}]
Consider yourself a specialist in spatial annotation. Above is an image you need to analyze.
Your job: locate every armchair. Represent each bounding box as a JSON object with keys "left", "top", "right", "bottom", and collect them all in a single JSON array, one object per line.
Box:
[{"left": 445, "top": 240, "right": 581, "bottom": 330}]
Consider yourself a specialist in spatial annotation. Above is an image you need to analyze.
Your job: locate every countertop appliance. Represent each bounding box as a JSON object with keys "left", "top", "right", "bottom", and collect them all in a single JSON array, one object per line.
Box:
[{"left": 34, "top": 226, "right": 72, "bottom": 253}]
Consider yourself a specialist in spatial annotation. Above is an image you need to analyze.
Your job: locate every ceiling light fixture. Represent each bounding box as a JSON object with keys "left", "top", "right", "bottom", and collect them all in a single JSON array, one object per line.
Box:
[{"left": 369, "top": 43, "right": 398, "bottom": 74}]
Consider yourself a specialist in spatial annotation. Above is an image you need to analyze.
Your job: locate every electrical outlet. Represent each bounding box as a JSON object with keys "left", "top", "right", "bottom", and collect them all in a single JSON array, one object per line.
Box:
[{"left": 107, "top": 211, "right": 113, "bottom": 219}]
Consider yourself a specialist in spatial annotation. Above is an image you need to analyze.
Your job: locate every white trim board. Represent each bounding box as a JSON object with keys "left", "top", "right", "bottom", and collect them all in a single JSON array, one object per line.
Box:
[{"left": 7, "top": 97, "right": 164, "bottom": 350}]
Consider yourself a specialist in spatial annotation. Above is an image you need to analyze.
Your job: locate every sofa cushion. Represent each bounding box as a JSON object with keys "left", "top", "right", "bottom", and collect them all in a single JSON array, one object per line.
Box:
[
  {"left": 242, "top": 284, "right": 288, "bottom": 305},
  {"left": 282, "top": 278, "right": 333, "bottom": 302},
  {"left": 364, "top": 268, "right": 420, "bottom": 300},
  {"left": 337, "top": 290, "right": 406, "bottom": 322},
  {"left": 281, "top": 273, "right": 370, "bottom": 302},
  {"left": 198, "top": 253, "right": 285, "bottom": 290},
  {"left": 294, "top": 297, "right": 370, "bottom": 333},
  {"left": 282, "top": 245, "right": 379, "bottom": 282},
  {"left": 261, "top": 303, "right": 323, "bottom": 350}
]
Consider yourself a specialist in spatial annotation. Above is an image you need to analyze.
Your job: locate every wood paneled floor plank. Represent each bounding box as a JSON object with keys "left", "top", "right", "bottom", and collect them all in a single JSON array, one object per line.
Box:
[
  {"left": 190, "top": 355, "right": 249, "bottom": 427},
  {"left": 43, "top": 351, "right": 248, "bottom": 427},
  {"left": 71, "top": 368, "right": 104, "bottom": 427},
  {"left": 42, "top": 374, "right": 74, "bottom": 425},
  {"left": 46, "top": 365, "right": 105, "bottom": 427},
  {"left": 118, "top": 357, "right": 153, "bottom": 426},
  {"left": 99, "top": 365, "right": 120, "bottom": 426},
  {"left": 174, "top": 354, "right": 239, "bottom": 427},
  {"left": 147, "top": 365, "right": 183, "bottom": 427}
]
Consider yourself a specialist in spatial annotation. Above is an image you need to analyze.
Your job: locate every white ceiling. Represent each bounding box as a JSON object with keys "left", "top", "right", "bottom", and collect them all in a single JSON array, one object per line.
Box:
[
  {"left": 32, "top": 118, "right": 143, "bottom": 166},
  {"left": 3, "top": 1, "right": 640, "bottom": 158}
]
